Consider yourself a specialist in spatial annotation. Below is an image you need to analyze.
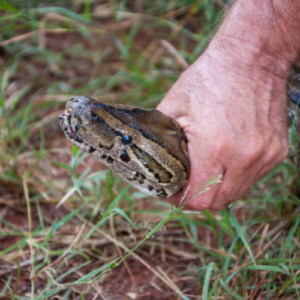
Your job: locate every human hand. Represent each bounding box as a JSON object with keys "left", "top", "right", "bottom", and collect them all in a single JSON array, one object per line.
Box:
[
  {"left": 157, "top": 0, "right": 300, "bottom": 210},
  {"left": 157, "top": 38, "right": 290, "bottom": 210}
]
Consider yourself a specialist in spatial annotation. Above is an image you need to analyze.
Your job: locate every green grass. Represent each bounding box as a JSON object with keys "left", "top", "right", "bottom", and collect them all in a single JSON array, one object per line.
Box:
[{"left": 0, "top": 1, "right": 300, "bottom": 299}]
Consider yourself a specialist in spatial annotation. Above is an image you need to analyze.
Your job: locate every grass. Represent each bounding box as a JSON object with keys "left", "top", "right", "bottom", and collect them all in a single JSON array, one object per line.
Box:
[{"left": 0, "top": 0, "right": 300, "bottom": 299}]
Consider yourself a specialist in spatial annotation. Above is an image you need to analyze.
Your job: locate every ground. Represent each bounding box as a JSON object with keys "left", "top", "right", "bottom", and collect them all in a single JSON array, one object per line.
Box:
[{"left": 0, "top": 1, "right": 300, "bottom": 299}]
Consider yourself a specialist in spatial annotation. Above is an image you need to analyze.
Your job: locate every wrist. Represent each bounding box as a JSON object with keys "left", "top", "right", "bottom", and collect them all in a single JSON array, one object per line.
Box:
[
  {"left": 190, "top": 41, "right": 288, "bottom": 126},
  {"left": 209, "top": 0, "right": 300, "bottom": 78}
]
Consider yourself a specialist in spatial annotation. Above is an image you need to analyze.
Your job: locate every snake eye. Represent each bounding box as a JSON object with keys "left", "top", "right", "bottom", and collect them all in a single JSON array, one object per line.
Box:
[{"left": 121, "top": 135, "right": 132, "bottom": 145}]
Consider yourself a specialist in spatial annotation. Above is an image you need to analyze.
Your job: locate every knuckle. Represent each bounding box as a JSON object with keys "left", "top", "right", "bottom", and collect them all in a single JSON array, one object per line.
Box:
[
  {"left": 265, "top": 141, "right": 281, "bottom": 163},
  {"left": 241, "top": 133, "right": 265, "bottom": 167},
  {"left": 281, "top": 139, "right": 289, "bottom": 159},
  {"left": 264, "top": 137, "right": 289, "bottom": 165}
]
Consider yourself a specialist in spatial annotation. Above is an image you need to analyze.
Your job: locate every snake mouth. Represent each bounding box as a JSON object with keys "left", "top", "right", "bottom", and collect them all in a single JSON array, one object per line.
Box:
[{"left": 59, "top": 109, "right": 83, "bottom": 143}]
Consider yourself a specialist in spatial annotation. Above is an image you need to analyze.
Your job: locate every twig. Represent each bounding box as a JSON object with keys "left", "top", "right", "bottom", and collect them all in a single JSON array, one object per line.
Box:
[
  {"left": 22, "top": 177, "right": 35, "bottom": 299},
  {"left": 160, "top": 40, "right": 189, "bottom": 70},
  {"left": 157, "top": 266, "right": 183, "bottom": 294},
  {"left": 0, "top": 254, "right": 44, "bottom": 277},
  {"left": 0, "top": 29, "right": 69, "bottom": 46}
]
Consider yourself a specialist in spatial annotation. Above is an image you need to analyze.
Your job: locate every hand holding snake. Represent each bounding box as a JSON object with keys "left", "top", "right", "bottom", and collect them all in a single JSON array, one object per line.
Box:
[{"left": 60, "top": 0, "right": 300, "bottom": 210}]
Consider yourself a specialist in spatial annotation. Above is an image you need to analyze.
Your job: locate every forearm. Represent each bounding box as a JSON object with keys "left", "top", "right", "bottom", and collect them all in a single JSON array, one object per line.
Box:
[{"left": 206, "top": 0, "right": 300, "bottom": 77}]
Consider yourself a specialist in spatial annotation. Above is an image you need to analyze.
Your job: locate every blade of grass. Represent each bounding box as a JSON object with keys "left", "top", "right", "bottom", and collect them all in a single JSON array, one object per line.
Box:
[
  {"left": 103, "top": 185, "right": 131, "bottom": 217},
  {"left": 220, "top": 278, "right": 245, "bottom": 300},
  {"left": 224, "top": 235, "right": 239, "bottom": 276},
  {"left": 242, "top": 265, "right": 290, "bottom": 275},
  {"left": 229, "top": 209, "right": 256, "bottom": 266},
  {"left": 279, "top": 215, "right": 300, "bottom": 258},
  {"left": 202, "top": 262, "right": 215, "bottom": 300}
]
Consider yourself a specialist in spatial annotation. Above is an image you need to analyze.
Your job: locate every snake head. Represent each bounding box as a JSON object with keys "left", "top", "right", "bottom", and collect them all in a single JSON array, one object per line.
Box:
[
  {"left": 58, "top": 95, "right": 190, "bottom": 198},
  {"left": 58, "top": 106, "right": 83, "bottom": 143}
]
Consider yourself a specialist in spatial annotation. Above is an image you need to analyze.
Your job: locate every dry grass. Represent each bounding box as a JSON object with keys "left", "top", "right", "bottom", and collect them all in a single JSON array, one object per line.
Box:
[{"left": 0, "top": 1, "right": 299, "bottom": 299}]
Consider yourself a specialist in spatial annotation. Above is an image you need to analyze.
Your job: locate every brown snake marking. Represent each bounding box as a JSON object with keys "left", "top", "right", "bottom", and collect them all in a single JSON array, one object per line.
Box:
[{"left": 59, "top": 96, "right": 190, "bottom": 198}]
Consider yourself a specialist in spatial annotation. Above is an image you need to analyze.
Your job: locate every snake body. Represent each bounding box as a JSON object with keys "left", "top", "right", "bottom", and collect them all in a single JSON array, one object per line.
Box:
[{"left": 288, "top": 66, "right": 300, "bottom": 176}]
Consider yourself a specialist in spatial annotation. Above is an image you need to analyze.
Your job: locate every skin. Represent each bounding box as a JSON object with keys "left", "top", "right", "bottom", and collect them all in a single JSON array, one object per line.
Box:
[{"left": 157, "top": 0, "right": 300, "bottom": 210}]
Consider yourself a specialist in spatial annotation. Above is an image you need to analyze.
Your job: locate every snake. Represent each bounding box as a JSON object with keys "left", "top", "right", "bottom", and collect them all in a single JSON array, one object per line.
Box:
[{"left": 59, "top": 66, "right": 300, "bottom": 198}]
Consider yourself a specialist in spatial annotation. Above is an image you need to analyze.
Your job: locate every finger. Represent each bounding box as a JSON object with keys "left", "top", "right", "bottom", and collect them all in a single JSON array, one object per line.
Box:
[
  {"left": 208, "top": 168, "right": 249, "bottom": 210},
  {"left": 208, "top": 131, "right": 270, "bottom": 209},
  {"left": 208, "top": 149, "right": 271, "bottom": 210},
  {"left": 171, "top": 156, "right": 224, "bottom": 210},
  {"left": 209, "top": 140, "right": 285, "bottom": 210},
  {"left": 236, "top": 151, "right": 285, "bottom": 199}
]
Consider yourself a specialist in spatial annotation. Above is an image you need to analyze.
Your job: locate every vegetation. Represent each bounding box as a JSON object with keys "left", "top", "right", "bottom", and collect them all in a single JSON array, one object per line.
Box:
[{"left": 0, "top": 0, "right": 299, "bottom": 299}]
